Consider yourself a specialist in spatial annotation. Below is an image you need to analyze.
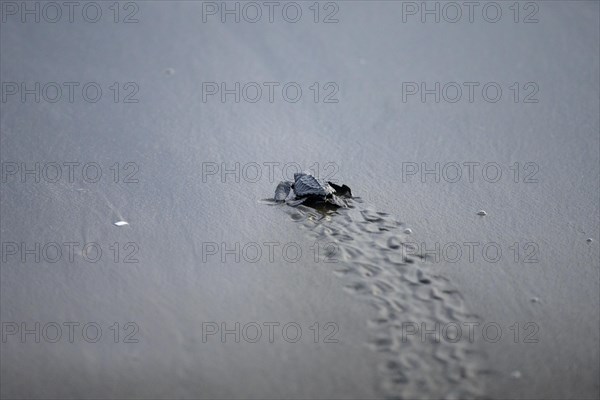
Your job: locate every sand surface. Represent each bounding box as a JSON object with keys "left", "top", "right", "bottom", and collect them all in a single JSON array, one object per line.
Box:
[{"left": 1, "top": 1, "right": 599, "bottom": 399}]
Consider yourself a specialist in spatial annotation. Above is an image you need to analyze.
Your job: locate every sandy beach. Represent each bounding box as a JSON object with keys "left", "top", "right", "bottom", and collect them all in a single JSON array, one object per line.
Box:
[{"left": 1, "top": 1, "right": 599, "bottom": 399}]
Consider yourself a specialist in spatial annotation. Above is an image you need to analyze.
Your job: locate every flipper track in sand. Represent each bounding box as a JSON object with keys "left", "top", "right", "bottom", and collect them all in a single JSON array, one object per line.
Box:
[{"left": 283, "top": 198, "right": 489, "bottom": 399}]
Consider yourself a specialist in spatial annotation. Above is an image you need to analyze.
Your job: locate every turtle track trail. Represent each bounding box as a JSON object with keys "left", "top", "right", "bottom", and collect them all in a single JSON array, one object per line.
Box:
[{"left": 282, "top": 198, "right": 489, "bottom": 399}]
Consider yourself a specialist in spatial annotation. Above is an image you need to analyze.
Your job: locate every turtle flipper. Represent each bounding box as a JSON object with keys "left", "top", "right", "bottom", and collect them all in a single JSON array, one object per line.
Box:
[
  {"left": 286, "top": 198, "right": 307, "bottom": 207},
  {"left": 328, "top": 182, "right": 352, "bottom": 198},
  {"left": 326, "top": 195, "right": 349, "bottom": 208},
  {"left": 274, "top": 181, "right": 293, "bottom": 201}
]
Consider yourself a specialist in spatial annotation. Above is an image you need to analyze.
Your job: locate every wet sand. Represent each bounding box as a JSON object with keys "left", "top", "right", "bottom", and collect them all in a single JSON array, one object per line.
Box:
[{"left": 1, "top": 1, "right": 599, "bottom": 399}]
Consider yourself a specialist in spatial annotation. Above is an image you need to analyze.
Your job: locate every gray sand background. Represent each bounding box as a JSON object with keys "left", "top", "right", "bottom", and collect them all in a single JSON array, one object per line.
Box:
[{"left": 1, "top": 1, "right": 599, "bottom": 399}]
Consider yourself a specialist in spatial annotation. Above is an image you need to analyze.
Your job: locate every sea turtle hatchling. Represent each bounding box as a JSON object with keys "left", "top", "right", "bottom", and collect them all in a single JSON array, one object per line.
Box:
[{"left": 274, "top": 172, "right": 352, "bottom": 208}]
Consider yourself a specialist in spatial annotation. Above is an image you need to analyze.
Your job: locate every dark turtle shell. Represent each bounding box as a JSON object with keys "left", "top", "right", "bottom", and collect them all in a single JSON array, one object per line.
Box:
[{"left": 293, "top": 173, "right": 334, "bottom": 198}]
